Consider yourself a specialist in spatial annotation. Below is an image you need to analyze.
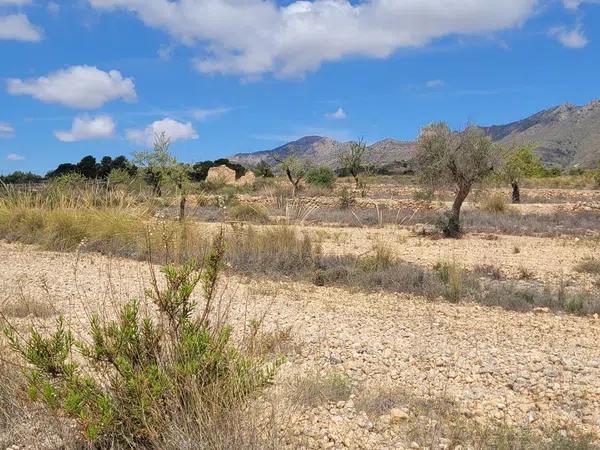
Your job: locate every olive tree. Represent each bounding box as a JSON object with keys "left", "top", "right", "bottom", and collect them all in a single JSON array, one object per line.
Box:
[
  {"left": 415, "top": 123, "right": 497, "bottom": 237},
  {"left": 273, "top": 154, "right": 309, "bottom": 197},
  {"left": 133, "top": 133, "right": 190, "bottom": 221},
  {"left": 339, "top": 139, "right": 367, "bottom": 187},
  {"left": 133, "top": 133, "right": 177, "bottom": 197},
  {"left": 500, "top": 146, "right": 545, "bottom": 203}
]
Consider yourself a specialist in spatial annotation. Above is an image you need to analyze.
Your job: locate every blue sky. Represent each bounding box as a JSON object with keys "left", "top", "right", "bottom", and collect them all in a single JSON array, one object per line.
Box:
[{"left": 0, "top": 0, "right": 599, "bottom": 175}]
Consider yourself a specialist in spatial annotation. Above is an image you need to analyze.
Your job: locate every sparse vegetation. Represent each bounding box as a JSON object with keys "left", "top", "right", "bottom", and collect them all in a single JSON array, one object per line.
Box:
[
  {"left": 2, "top": 167, "right": 600, "bottom": 448},
  {"left": 5, "top": 232, "right": 279, "bottom": 447}
]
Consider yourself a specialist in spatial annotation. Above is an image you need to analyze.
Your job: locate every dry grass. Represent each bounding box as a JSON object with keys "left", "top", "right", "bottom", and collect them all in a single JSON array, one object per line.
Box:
[
  {"left": 480, "top": 192, "right": 510, "bottom": 213},
  {"left": 355, "top": 385, "right": 598, "bottom": 450},
  {"left": 575, "top": 258, "right": 600, "bottom": 275},
  {"left": 228, "top": 203, "right": 270, "bottom": 224},
  {"left": 1, "top": 297, "right": 55, "bottom": 319},
  {"left": 291, "top": 371, "right": 352, "bottom": 407}
]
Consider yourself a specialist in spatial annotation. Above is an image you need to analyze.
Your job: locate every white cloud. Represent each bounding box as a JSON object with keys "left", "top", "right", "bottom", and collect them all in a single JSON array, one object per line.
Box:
[
  {"left": 126, "top": 118, "right": 198, "bottom": 146},
  {"left": 7, "top": 65, "right": 137, "bottom": 109},
  {"left": 0, "top": 0, "right": 33, "bottom": 5},
  {"left": 549, "top": 25, "right": 588, "bottom": 48},
  {"left": 426, "top": 79, "right": 445, "bottom": 89},
  {"left": 0, "top": 14, "right": 43, "bottom": 42},
  {"left": 0, "top": 123, "right": 15, "bottom": 138},
  {"left": 54, "top": 115, "right": 116, "bottom": 142},
  {"left": 47, "top": 1, "right": 60, "bottom": 15},
  {"left": 562, "top": 0, "right": 600, "bottom": 8},
  {"left": 6, "top": 153, "right": 25, "bottom": 161},
  {"left": 325, "top": 107, "right": 347, "bottom": 120},
  {"left": 193, "top": 107, "right": 231, "bottom": 121},
  {"left": 88, "top": 0, "right": 538, "bottom": 77}
]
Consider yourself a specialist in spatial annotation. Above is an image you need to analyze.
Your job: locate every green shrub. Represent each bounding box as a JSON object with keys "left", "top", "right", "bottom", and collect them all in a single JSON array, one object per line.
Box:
[
  {"left": 305, "top": 166, "right": 336, "bottom": 189},
  {"left": 6, "top": 232, "right": 278, "bottom": 447}
]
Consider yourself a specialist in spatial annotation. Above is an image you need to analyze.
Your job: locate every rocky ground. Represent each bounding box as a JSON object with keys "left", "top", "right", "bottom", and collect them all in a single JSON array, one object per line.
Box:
[{"left": 1, "top": 240, "right": 600, "bottom": 449}]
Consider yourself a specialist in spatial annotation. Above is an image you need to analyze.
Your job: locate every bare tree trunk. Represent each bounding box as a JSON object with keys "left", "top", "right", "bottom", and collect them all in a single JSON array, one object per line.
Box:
[
  {"left": 351, "top": 170, "right": 360, "bottom": 188},
  {"left": 511, "top": 181, "right": 520, "bottom": 204},
  {"left": 292, "top": 180, "right": 300, "bottom": 197},
  {"left": 445, "top": 184, "right": 470, "bottom": 238},
  {"left": 179, "top": 194, "right": 186, "bottom": 222}
]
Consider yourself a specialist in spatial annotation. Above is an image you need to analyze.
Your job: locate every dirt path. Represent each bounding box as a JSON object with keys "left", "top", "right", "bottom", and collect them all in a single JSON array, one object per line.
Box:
[{"left": 1, "top": 242, "right": 599, "bottom": 448}]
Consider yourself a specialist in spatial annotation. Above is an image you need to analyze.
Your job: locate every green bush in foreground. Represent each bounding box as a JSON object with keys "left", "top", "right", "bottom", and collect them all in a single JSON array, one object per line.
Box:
[{"left": 6, "top": 231, "right": 278, "bottom": 447}]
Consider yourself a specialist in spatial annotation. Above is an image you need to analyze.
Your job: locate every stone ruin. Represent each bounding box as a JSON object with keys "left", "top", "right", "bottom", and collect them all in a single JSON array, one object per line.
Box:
[{"left": 206, "top": 165, "right": 255, "bottom": 187}]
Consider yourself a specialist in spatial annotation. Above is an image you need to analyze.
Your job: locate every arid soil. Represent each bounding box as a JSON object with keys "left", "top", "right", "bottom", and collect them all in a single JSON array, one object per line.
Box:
[{"left": 1, "top": 240, "right": 600, "bottom": 449}]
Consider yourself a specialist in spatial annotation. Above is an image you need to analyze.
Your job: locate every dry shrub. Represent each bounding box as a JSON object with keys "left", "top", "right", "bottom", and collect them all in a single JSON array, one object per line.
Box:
[
  {"left": 518, "top": 266, "right": 535, "bottom": 280},
  {"left": 473, "top": 264, "right": 504, "bottom": 280},
  {"left": 228, "top": 203, "right": 270, "bottom": 224},
  {"left": 227, "top": 226, "right": 314, "bottom": 276},
  {"left": 480, "top": 192, "right": 509, "bottom": 213}
]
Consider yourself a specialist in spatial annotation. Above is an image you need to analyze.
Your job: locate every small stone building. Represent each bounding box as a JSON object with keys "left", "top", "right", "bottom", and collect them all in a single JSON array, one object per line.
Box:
[{"left": 206, "top": 165, "right": 237, "bottom": 185}]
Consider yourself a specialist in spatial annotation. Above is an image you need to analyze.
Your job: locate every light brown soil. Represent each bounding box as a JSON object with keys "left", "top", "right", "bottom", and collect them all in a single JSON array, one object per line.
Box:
[{"left": 1, "top": 240, "right": 600, "bottom": 448}]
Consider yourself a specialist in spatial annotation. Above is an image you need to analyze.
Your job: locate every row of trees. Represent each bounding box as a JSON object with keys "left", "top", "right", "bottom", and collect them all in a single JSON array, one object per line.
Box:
[{"left": 1, "top": 152, "right": 247, "bottom": 186}]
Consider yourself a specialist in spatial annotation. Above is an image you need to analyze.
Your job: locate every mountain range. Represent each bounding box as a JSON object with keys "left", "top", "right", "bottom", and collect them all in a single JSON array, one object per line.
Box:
[{"left": 229, "top": 99, "right": 600, "bottom": 170}]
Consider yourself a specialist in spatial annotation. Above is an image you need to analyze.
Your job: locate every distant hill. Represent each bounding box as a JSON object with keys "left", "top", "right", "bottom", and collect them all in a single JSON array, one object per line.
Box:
[
  {"left": 481, "top": 100, "right": 600, "bottom": 168},
  {"left": 229, "top": 136, "right": 415, "bottom": 172},
  {"left": 229, "top": 99, "right": 600, "bottom": 170}
]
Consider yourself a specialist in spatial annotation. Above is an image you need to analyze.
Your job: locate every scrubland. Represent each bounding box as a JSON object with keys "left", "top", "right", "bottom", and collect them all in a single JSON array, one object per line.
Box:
[{"left": 1, "top": 176, "right": 600, "bottom": 449}]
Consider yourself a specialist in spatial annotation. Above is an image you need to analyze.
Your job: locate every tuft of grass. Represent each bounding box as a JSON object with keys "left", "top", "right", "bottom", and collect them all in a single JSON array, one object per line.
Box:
[
  {"left": 574, "top": 258, "right": 600, "bottom": 275},
  {"left": 433, "top": 260, "right": 463, "bottom": 302},
  {"left": 355, "top": 386, "right": 407, "bottom": 419},
  {"left": 291, "top": 371, "right": 352, "bottom": 407},
  {"left": 1, "top": 298, "right": 55, "bottom": 319},
  {"left": 357, "top": 241, "right": 395, "bottom": 272},
  {"left": 228, "top": 203, "right": 270, "bottom": 224}
]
